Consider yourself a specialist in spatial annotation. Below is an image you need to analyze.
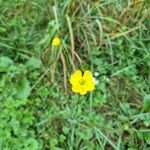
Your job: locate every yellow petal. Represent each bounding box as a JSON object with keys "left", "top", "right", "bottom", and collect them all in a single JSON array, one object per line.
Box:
[
  {"left": 83, "top": 70, "right": 93, "bottom": 80},
  {"left": 72, "top": 86, "right": 79, "bottom": 93},
  {"left": 52, "top": 37, "right": 61, "bottom": 46},
  {"left": 79, "top": 89, "right": 87, "bottom": 95},
  {"left": 70, "top": 70, "right": 82, "bottom": 85},
  {"left": 87, "top": 81, "right": 95, "bottom": 91}
]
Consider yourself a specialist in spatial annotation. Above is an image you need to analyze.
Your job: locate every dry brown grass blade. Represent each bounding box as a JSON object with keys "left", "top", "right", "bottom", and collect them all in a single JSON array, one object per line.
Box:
[
  {"left": 50, "top": 48, "right": 57, "bottom": 83},
  {"left": 69, "top": 55, "right": 76, "bottom": 71},
  {"left": 61, "top": 52, "right": 68, "bottom": 93},
  {"left": 109, "top": 25, "right": 143, "bottom": 40},
  {"left": 51, "top": 61, "right": 56, "bottom": 83},
  {"left": 132, "top": 0, "right": 142, "bottom": 8},
  {"left": 31, "top": 67, "right": 51, "bottom": 91},
  {"left": 74, "top": 51, "right": 84, "bottom": 66},
  {"left": 66, "top": 16, "right": 75, "bottom": 61}
]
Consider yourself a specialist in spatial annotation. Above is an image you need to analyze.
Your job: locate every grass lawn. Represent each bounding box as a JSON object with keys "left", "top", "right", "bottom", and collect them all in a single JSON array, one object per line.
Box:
[{"left": 0, "top": 0, "right": 150, "bottom": 149}]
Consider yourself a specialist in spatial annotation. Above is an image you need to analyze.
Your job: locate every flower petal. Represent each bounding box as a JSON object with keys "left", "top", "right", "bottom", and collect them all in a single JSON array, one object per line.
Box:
[
  {"left": 72, "top": 86, "right": 79, "bottom": 93},
  {"left": 87, "top": 81, "right": 95, "bottom": 91},
  {"left": 83, "top": 70, "right": 93, "bottom": 80},
  {"left": 79, "top": 89, "right": 87, "bottom": 95},
  {"left": 52, "top": 37, "right": 61, "bottom": 46},
  {"left": 70, "top": 70, "right": 82, "bottom": 85}
]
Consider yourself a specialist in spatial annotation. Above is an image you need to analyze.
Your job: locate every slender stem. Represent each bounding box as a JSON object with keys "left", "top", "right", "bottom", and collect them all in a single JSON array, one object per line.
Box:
[{"left": 89, "top": 92, "right": 93, "bottom": 115}]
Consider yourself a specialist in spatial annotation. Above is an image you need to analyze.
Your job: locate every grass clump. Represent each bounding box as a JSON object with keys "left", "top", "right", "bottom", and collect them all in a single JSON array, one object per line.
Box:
[{"left": 0, "top": 0, "right": 150, "bottom": 149}]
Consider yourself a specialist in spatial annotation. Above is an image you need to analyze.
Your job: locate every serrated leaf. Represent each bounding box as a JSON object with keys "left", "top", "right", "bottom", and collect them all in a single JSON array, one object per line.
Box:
[
  {"left": 16, "top": 78, "right": 31, "bottom": 99},
  {"left": 143, "top": 94, "right": 150, "bottom": 112},
  {"left": 26, "top": 58, "right": 41, "bottom": 69},
  {"left": 0, "top": 56, "right": 13, "bottom": 72}
]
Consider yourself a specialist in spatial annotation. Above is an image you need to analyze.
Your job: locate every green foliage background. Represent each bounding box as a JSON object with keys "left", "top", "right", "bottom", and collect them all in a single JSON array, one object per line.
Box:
[{"left": 0, "top": 0, "right": 150, "bottom": 149}]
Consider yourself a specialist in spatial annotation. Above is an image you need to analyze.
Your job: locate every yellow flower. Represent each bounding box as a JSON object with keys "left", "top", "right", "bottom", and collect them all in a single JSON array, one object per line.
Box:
[
  {"left": 70, "top": 70, "right": 95, "bottom": 95},
  {"left": 52, "top": 37, "right": 61, "bottom": 46}
]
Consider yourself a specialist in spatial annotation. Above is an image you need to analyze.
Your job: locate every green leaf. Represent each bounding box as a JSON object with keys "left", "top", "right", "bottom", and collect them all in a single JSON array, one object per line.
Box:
[
  {"left": 143, "top": 94, "right": 150, "bottom": 112},
  {"left": 142, "top": 132, "right": 150, "bottom": 145},
  {"left": 0, "top": 26, "right": 7, "bottom": 33},
  {"left": 25, "top": 138, "right": 39, "bottom": 150},
  {"left": 16, "top": 78, "right": 31, "bottom": 99},
  {"left": 50, "top": 138, "right": 58, "bottom": 147},
  {"left": 59, "top": 134, "right": 66, "bottom": 143},
  {"left": 92, "top": 58, "right": 101, "bottom": 65},
  {"left": 93, "top": 92, "right": 105, "bottom": 106},
  {"left": 0, "top": 56, "right": 13, "bottom": 72},
  {"left": 62, "top": 126, "right": 70, "bottom": 134},
  {"left": 26, "top": 58, "right": 41, "bottom": 69}
]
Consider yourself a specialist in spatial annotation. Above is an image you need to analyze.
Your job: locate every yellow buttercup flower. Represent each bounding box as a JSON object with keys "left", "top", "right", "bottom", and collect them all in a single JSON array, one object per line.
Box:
[
  {"left": 70, "top": 70, "right": 95, "bottom": 95},
  {"left": 52, "top": 37, "right": 61, "bottom": 46}
]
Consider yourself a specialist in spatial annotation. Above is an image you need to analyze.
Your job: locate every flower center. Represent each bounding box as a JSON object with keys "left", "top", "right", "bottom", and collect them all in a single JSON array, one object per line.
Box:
[{"left": 79, "top": 79, "right": 86, "bottom": 86}]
